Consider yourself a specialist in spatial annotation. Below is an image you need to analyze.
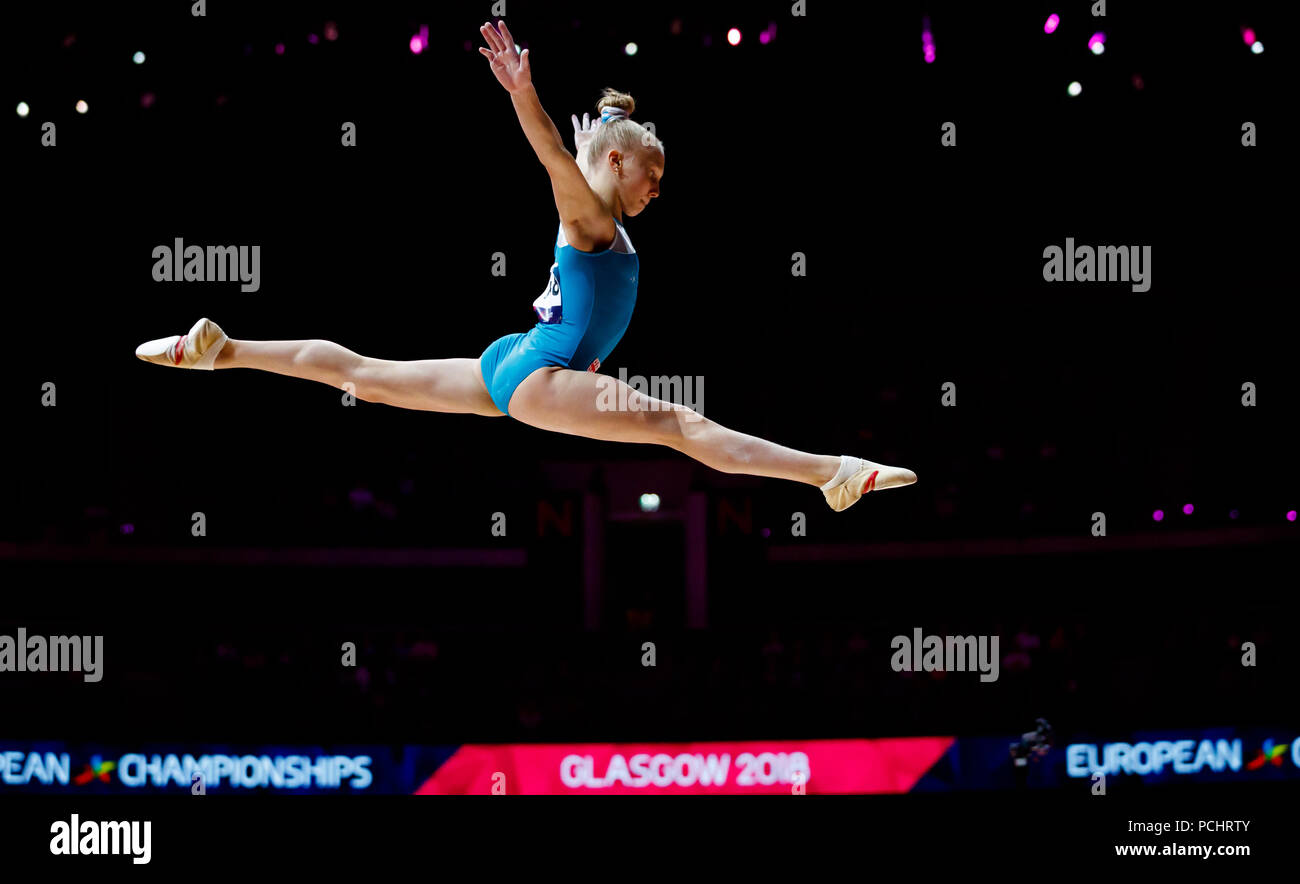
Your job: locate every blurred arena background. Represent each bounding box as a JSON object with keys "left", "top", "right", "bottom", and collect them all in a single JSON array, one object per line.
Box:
[{"left": 2, "top": 0, "right": 1295, "bottom": 807}]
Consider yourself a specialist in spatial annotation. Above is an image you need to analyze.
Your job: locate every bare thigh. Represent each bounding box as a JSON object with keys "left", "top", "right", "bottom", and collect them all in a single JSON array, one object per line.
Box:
[
  {"left": 508, "top": 366, "right": 693, "bottom": 444},
  {"left": 358, "top": 356, "right": 504, "bottom": 417}
]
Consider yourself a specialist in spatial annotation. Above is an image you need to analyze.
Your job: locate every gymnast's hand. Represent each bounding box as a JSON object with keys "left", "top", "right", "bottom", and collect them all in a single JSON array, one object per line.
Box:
[
  {"left": 478, "top": 20, "right": 531, "bottom": 94},
  {"left": 571, "top": 112, "right": 597, "bottom": 163}
]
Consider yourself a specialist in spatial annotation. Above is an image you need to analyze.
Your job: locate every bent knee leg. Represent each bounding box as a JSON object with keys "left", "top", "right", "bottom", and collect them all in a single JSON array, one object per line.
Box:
[
  {"left": 342, "top": 356, "right": 395, "bottom": 404},
  {"left": 645, "top": 401, "right": 711, "bottom": 448},
  {"left": 295, "top": 340, "right": 364, "bottom": 390}
]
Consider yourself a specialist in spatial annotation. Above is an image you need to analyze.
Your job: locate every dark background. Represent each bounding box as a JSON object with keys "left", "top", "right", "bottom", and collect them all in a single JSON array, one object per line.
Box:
[{"left": 3, "top": 1, "right": 1295, "bottom": 746}]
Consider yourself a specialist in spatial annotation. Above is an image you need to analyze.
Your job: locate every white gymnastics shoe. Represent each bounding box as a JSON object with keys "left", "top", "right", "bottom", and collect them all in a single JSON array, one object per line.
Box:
[
  {"left": 135, "top": 317, "right": 228, "bottom": 369},
  {"left": 821, "top": 454, "right": 918, "bottom": 512}
]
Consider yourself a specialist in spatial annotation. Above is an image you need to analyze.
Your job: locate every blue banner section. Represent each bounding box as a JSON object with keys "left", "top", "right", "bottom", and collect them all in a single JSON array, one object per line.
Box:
[
  {"left": 0, "top": 743, "right": 457, "bottom": 794},
  {"left": 917, "top": 727, "right": 1300, "bottom": 791}
]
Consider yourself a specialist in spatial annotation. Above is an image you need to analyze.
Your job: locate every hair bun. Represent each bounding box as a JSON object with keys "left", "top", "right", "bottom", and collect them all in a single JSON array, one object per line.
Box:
[{"left": 596, "top": 87, "right": 636, "bottom": 119}]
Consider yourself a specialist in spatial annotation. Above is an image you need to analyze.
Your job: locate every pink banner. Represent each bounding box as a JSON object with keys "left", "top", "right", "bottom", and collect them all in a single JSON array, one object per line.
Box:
[{"left": 416, "top": 738, "right": 955, "bottom": 794}]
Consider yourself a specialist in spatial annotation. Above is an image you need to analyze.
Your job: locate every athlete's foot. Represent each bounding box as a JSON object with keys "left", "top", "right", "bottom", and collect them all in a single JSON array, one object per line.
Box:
[
  {"left": 821, "top": 454, "right": 917, "bottom": 512},
  {"left": 135, "top": 317, "right": 228, "bottom": 369}
]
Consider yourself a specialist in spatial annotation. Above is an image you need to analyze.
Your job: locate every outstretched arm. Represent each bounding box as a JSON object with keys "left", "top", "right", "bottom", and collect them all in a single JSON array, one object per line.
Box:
[
  {"left": 478, "top": 20, "right": 609, "bottom": 238},
  {"left": 477, "top": 20, "right": 567, "bottom": 163}
]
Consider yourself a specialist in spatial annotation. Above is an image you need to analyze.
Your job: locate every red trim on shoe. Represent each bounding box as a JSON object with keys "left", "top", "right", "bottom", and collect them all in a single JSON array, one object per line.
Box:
[
  {"left": 861, "top": 470, "right": 879, "bottom": 494},
  {"left": 172, "top": 335, "right": 187, "bottom": 364}
]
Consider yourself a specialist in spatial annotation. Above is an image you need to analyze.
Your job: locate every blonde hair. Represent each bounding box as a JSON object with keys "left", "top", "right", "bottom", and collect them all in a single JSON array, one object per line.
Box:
[{"left": 585, "top": 88, "right": 665, "bottom": 169}]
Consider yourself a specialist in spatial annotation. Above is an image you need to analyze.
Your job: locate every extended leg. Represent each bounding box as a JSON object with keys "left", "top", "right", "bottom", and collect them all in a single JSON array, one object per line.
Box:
[
  {"left": 509, "top": 367, "right": 917, "bottom": 508},
  {"left": 509, "top": 367, "right": 845, "bottom": 487},
  {"left": 216, "top": 339, "right": 503, "bottom": 416}
]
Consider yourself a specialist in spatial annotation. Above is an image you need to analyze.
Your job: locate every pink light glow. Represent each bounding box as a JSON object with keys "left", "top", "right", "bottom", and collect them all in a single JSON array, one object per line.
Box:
[
  {"left": 1288, "top": 510, "right": 1297, "bottom": 522},
  {"left": 1153, "top": 509, "right": 1164, "bottom": 522},
  {"left": 1088, "top": 32, "right": 1106, "bottom": 49},
  {"left": 411, "top": 25, "right": 428, "bottom": 55},
  {"left": 274, "top": 42, "right": 285, "bottom": 55},
  {"left": 1045, "top": 14, "right": 1060, "bottom": 34},
  {"left": 1242, "top": 28, "right": 1255, "bottom": 45},
  {"left": 1183, "top": 504, "right": 1194, "bottom": 515},
  {"left": 727, "top": 28, "right": 741, "bottom": 46},
  {"left": 760, "top": 31, "right": 770, "bottom": 45},
  {"left": 324, "top": 22, "right": 339, "bottom": 42}
]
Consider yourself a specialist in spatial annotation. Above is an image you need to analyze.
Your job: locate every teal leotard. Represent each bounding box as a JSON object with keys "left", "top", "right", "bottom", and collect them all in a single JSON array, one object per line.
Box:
[{"left": 479, "top": 218, "right": 639, "bottom": 415}]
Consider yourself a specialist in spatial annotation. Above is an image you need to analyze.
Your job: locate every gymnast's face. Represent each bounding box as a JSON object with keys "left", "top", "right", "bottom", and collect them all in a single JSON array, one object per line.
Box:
[{"left": 613, "top": 146, "right": 663, "bottom": 217}]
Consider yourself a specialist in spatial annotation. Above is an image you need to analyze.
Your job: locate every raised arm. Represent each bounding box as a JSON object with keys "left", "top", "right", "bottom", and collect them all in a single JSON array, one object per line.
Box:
[{"left": 478, "top": 20, "right": 613, "bottom": 249}]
